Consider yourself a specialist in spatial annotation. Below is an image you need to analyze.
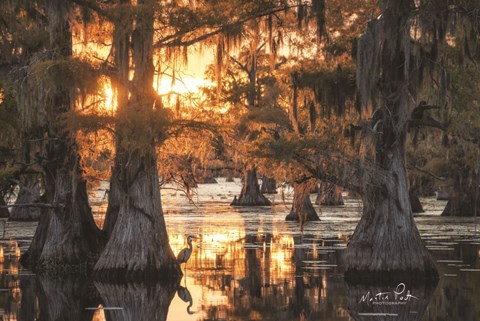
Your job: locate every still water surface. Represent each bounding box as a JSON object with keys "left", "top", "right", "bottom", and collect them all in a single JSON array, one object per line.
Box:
[{"left": 1, "top": 178, "right": 480, "bottom": 320}]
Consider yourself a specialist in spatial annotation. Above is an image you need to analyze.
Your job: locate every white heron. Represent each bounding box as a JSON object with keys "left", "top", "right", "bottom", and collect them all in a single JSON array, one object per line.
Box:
[{"left": 177, "top": 235, "right": 196, "bottom": 269}]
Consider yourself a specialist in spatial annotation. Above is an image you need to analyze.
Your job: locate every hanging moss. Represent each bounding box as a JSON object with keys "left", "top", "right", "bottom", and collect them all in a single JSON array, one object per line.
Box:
[
  {"left": 30, "top": 57, "right": 100, "bottom": 102},
  {"left": 294, "top": 63, "right": 356, "bottom": 117}
]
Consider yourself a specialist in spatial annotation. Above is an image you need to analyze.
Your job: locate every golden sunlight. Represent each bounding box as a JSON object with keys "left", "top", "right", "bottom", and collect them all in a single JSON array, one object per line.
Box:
[
  {"left": 155, "top": 76, "right": 208, "bottom": 96},
  {"left": 102, "top": 82, "right": 115, "bottom": 111}
]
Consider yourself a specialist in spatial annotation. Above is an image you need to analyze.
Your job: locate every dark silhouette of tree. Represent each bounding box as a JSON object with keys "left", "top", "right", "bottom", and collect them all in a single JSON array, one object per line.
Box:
[{"left": 20, "top": 0, "right": 102, "bottom": 270}]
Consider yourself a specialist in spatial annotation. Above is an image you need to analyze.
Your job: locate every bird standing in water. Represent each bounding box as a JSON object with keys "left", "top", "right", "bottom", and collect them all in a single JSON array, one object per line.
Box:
[{"left": 177, "top": 235, "right": 196, "bottom": 269}]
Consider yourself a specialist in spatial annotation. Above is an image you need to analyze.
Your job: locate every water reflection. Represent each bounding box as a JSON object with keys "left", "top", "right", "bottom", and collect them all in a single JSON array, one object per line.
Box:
[
  {"left": 2, "top": 181, "right": 480, "bottom": 320},
  {"left": 37, "top": 276, "right": 99, "bottom": 321},
  {"left": 18, "top": 276, "right": 36, "bottom": 321},
  {"left": 177, "top": 284, "right": 194, "bottom": 314},
  {"left": 94, "top": 281, "right": 177, "bottom": 321},
  {"left": 4, "top": 233, "right": 480, "bottom": 321}
]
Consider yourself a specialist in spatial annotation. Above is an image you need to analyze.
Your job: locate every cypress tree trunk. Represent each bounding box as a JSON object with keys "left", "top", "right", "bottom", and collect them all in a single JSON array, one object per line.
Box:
[
  {"left": 409, "top": 188, "right": 424, "bottom": 213},
  {"left": 27, "top": 0, "right": 102, "bottom": 270},
  {"left": 285, "top": 181, "right": 320, "bottom": 222},
  {"left": 441, "top": 173, "right": 479, "bottom": 216},
  {"left": 345, "top": 0, "right": 437, "bottom": 280},
  {"left": 94, "top": 152, "right": 181, "bottom": 280},
  {"left": 0, "top": 194, "right": 9, "bottom": 218},
  {"left": 10, "top": 177, "right": 41, "bottom": 221},
  {"left": 316, "top": 182, "right": 344, "bottom": 206},
  {"left": 102, "top": 163, "right": 122, "bottom": 237},
  {"left": 94, "top": 0, "right": 181, "bottom": 280},
  {"left": 102, "top": 0, "right": 131, "bottom": 238},
  {"left": 20, "top": 196, "right": 50, "bottom": 267},
  {"left": 225, "top": 169, "right": 234, "bottom": 182},
  {"left": 260, "top": 175, "right": 277, "bottom": 194},
  {"left": 436, "top": 188, "right": 450, "bottom": 200},
  {"left": 231, "top": 168, "right": 271, "bottom": 206},
  {"left": 441, "top": 192, "right": 479, "bottom": 216}
]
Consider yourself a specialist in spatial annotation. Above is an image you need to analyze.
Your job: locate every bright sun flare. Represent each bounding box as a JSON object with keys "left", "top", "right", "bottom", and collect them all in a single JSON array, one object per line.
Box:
[
  {"left": 101, "top": 76, "right": 209, "bottom": 111},
  {"left": 155, "top": 76, "right": 208, "bottom": 96}
]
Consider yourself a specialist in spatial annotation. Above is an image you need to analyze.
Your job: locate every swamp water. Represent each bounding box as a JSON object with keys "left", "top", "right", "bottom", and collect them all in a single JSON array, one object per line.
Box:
[{"left": 0, "top": 178, "right": 479, "bottom": 320}]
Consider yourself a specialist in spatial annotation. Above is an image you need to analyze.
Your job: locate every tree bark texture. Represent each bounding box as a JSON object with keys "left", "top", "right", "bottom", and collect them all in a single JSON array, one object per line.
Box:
[
  {"left": 20, "top": 200, "right": 50, "bottom": 267},
  {"left": 346, "top": 0, "right": 437, "bottom": 280},
  {"left": 285, "top": 181, "right": 320, "bottom": 222},
  {"left": 441, "top": 195, "right": 479, "bottom": 217},
  {"left": 231, "top": 168, "right": 271, "bottom": 206},
  {"left": 102, "top": 144, "right": 125, "bottom": 238},
  {"left": 441, "top": 176, "right": 479, "bottom": 216},
  {"left": 95, "top": 0, "right": 181, "bottom": 281},
  {"left": 260, "top": 175, "right": 277, "bottom": 194},
  {"left": 409, "top": 189, "right": 424, "bottom": 213},
  {"left": 316, "top": 182, "right": 344, "bottom": 206},
  {"left": 23, "top": 0, "right": 102, "bottom": 271},
  {"left": 102, "top": 0, "right": 131, "bottom": 238},
  {"left": 94, "top": 152, "right": 181, "bottom": 281},
  {"left": 95, "top": 281, "right": 177, "bottom": 321},
  {"left": 0, "top": 194, "right": 10, "bottom": 218},
  {"left": 10, "top": 178, "right": 41, "bottom": 221}
]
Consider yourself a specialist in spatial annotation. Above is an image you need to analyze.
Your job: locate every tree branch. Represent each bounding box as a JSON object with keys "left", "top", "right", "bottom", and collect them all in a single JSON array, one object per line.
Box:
[
  {"left": 155, "top": 4, "right": 303, "bottom": 48},
  {"left": 407, "top": 165, "right": 446, "bottom": 181}
]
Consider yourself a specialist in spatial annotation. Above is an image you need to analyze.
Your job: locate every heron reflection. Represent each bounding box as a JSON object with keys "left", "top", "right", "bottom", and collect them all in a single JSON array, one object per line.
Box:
[{"left": 177, "top": 284, "right": 195, "bottom": 314}]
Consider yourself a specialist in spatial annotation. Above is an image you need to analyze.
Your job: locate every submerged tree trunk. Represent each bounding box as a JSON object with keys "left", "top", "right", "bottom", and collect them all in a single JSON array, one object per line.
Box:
[
  {"left": 94, "top": 152, "right": 181, "bottom": 281},
  {"left": 346, "top": 147, "right": 437, "bottom": 279},
  {"left": 225, "top": 169, "right": 234, "bottom": 182},
  {"left": 316, "top": 182, "right": 344, "bottom": 206},
  {"left": 441, "top": 172, "right": 479, "bottom": 216},
  {"left": 410, "top": 188, "right": 424, "bottom": 213},
  {"left": 95, "top": 0, "right": 181, "bottom": 281},
  {"left": 102, "top": 144, "right": 125, "bottom": 238},
  {"left": 441, "top": 191, "right": 479, "bottom": 216},
  {"left": 231, "top": 168, "right": 271, "bottom": 206},
  {"left": 20, "top": 195, "right": 50, "bottom": 267},
  {"left": 0, "top": 194, "right": 9, "bottom": 218},
  {"left": 260, "top": 175, "right": 277, "bottom": 194},
  {"left": 10, "top": 178, "right": 41, "bottom": 221},
  {"left": 346, "top": 0, "right": 437, "bottom": 280},
  {"left": 24, "top": 0, "right": 102, "bottom": 271},
  {"left": 102, "top": 0, "right": 131, "bottom": 238},
  {"left": 285, "top": 181, "right": 320, "bottom": 222},
  {"left": 436, "top": 188, "right": 450, "bottom": 201}
]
